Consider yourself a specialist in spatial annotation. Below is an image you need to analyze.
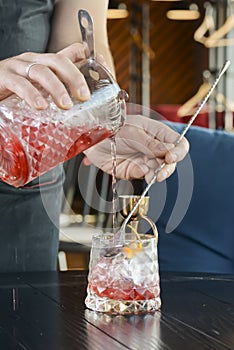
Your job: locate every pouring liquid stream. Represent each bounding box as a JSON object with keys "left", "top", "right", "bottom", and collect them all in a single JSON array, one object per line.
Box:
[
  {"left": 110, "top": 136, "right": 118, "bottom": 234},
  {"left": 116, "top": 59, "right": 230, "bottom": 244}
]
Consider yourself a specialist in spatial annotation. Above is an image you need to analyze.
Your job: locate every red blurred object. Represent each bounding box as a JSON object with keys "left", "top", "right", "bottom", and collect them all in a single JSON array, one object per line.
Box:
[{"left": 151, "top": 104, "right": 227, "bottom": 129}]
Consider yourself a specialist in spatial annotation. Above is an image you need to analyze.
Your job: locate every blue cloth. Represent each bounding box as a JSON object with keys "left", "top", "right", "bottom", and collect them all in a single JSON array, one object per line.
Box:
[{"left": 147, "top": 123, "right": 234, "bottom": 274}]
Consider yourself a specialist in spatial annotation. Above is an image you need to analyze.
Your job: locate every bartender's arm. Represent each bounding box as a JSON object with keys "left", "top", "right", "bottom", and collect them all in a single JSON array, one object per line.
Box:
[{"left": 47, "top": 0, "right": 115, "bottom": 74}]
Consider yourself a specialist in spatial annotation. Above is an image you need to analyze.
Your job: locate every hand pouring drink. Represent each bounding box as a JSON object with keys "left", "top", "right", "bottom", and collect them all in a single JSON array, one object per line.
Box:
[{"left": 0, "top": 10, "right": 126, "bottom": 187}]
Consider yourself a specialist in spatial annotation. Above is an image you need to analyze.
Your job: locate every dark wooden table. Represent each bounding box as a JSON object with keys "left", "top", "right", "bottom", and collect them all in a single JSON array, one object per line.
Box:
[{"left": 0, "top": 271, "right": 233, "bottom": 350}]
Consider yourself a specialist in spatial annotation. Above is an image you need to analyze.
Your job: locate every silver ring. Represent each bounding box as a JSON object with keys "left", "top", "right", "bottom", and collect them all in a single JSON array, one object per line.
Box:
[{"left": 25, "top": 62, "right": 38, "bottom": 79}]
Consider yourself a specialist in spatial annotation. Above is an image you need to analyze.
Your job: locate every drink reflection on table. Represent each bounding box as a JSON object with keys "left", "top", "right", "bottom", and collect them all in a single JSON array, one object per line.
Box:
[{"left": 85, "top": 309, "right": 162, "bottom": 348}]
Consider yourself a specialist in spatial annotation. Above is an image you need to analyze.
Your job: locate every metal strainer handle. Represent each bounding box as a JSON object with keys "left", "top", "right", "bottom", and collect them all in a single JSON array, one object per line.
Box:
[{"left": 78, "top": 9, "right": 95, "bottom": 60}]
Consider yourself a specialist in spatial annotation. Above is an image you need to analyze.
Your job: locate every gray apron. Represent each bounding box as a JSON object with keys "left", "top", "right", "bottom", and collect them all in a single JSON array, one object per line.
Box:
[{"left": 0, "top": 0, "right": 64, "bottom": 272}]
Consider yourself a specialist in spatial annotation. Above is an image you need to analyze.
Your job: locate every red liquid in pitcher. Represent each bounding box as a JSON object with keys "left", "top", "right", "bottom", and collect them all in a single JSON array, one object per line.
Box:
[
  {"left": 25, "top": 121, "right": 112, "bottom": 179},
  {"left": 0, "top": 119, "right": 112, "bottom": 187}
]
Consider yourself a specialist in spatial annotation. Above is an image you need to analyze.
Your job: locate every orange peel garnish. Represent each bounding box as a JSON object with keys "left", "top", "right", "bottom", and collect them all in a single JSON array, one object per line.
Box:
[{"left": 123, "top": 224, "right": 143, "bottom": 258}]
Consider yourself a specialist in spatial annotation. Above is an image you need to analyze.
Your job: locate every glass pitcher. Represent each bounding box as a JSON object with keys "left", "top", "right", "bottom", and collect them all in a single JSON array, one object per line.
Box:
[{"left": 0, "top": 9, "right": 126, "bottom": 188}]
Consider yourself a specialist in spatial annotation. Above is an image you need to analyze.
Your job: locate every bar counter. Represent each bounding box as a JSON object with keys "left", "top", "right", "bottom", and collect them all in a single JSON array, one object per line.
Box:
[{"left": 0, "top": 271, "right": 233, "bottom": 349}]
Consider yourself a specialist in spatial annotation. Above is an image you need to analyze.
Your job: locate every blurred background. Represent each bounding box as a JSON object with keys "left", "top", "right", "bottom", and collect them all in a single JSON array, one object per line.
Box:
[{"left": 108, "top": 0, "right": 234, "bottom": 128}]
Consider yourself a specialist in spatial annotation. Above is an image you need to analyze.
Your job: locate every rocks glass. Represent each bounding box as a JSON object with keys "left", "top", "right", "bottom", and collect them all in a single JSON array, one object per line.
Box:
[{"left": 85, "top": 196, "right": 161, "bottom": 315}]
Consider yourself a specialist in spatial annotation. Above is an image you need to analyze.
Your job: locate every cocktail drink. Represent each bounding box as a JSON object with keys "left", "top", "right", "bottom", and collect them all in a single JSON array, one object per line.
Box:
[{"left": 85, "top": 232, "right": 161, "bottom": 314}]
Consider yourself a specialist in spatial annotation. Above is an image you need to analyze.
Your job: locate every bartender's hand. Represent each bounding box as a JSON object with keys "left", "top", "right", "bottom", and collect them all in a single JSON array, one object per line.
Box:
[
  {"left": 84, "top": 114, "right": 189, "bottom": 184},
  {"left": 0, "top": 43, "right": 91, "bottom": 109}
]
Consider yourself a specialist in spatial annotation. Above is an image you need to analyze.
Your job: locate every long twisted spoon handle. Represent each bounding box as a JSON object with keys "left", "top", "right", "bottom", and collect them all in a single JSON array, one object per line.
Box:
[{"left": 120, "top": 60, "right": 231, "bottom": 238}]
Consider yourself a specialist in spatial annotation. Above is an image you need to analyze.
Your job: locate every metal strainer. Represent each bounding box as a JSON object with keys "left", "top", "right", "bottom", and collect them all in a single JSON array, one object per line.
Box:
[{"left": 76, "top": 9, "right": 127, "bottom": 130}]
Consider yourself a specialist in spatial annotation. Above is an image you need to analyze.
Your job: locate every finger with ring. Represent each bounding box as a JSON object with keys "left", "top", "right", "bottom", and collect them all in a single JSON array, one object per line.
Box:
[{"left": 25, "top": 62, "right": 38, "bottom": 80}]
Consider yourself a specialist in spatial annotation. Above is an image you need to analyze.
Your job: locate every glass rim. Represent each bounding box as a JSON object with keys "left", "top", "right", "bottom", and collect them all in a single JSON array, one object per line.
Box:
[{"left": 91, "top": 231, "right": 157, "bottom": 244}]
